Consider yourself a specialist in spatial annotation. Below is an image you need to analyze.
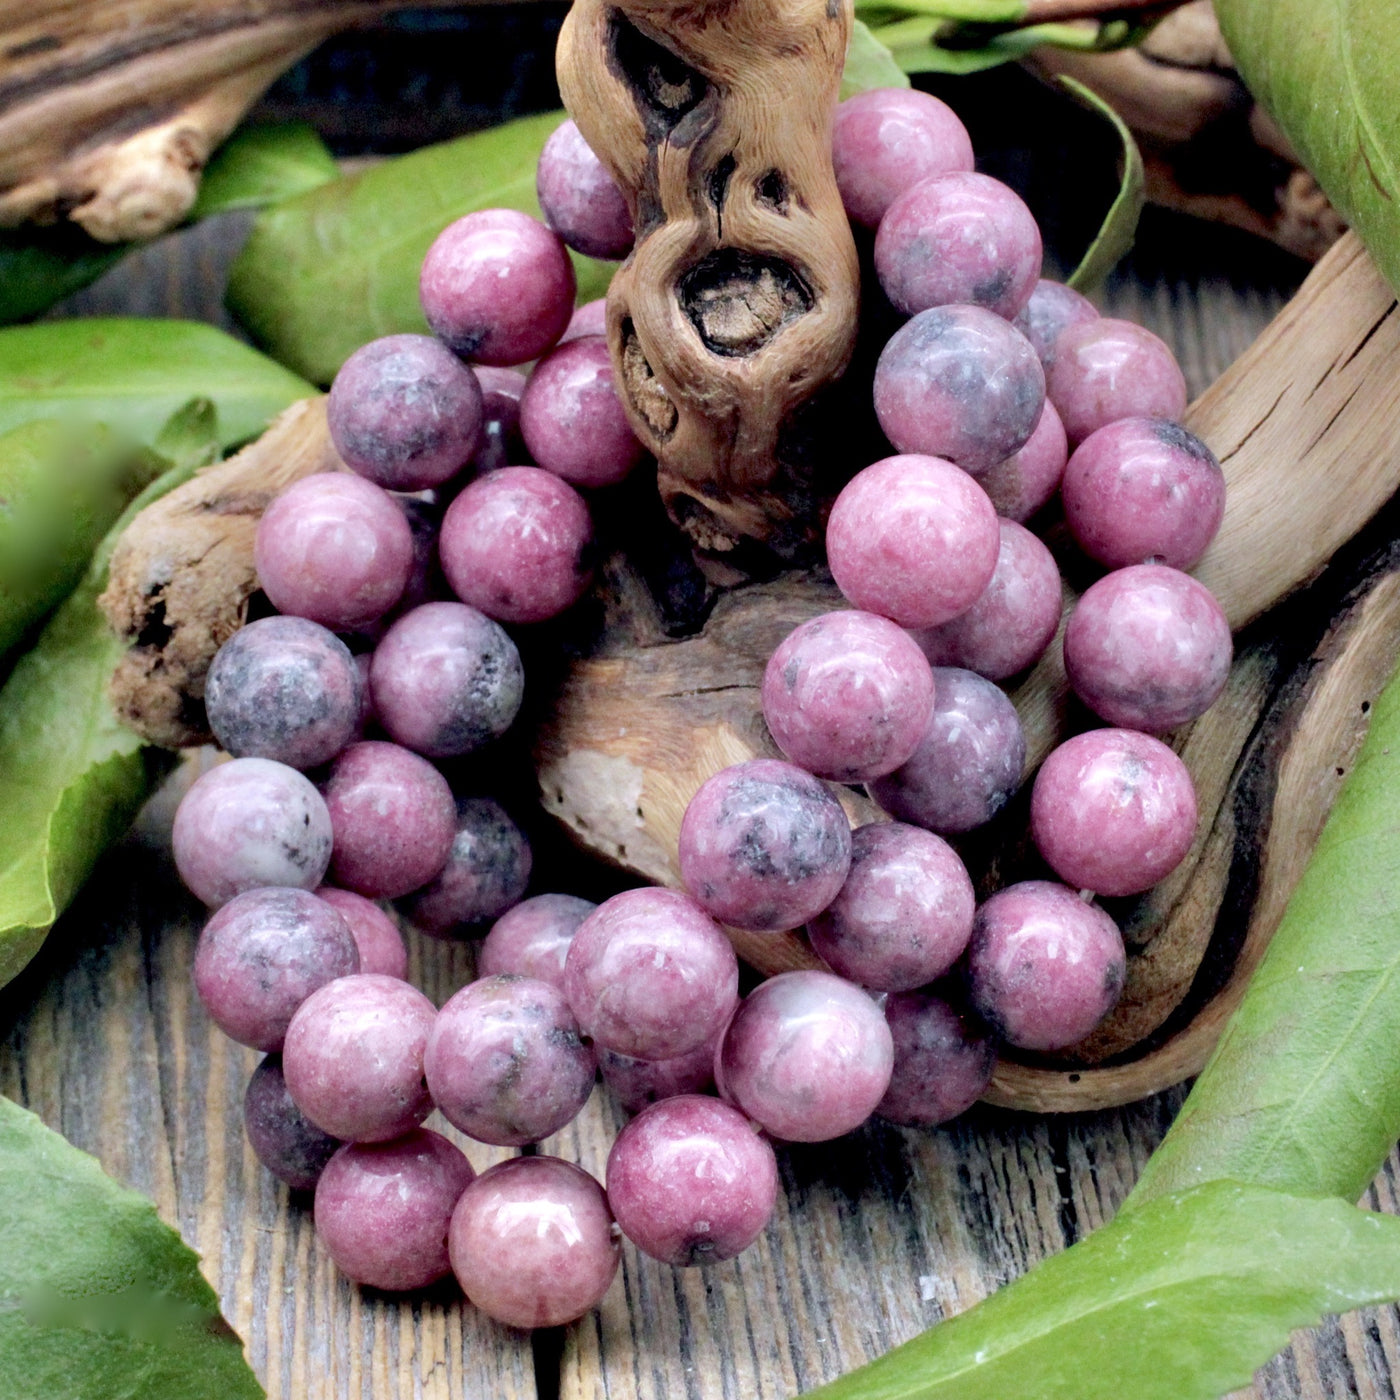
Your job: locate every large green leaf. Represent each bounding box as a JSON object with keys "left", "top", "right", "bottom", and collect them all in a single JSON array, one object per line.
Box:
[
  {"left": 0, "top": 1095, "right": 263, "bottom": 1400},
  {"left": 227, "top": 112, "right": 617, "bottom": 385},
  {"left": 1214, "top": 0, "right": 1400, "bottom": 297},
  {"left": 843, "top": 19, "right": 914, "bottom": 96},
  {"left": 805, "top": 1182, "right": 1400, "bottom": 1400},
  {"left": 0, "top": 320, "right": 313, "bottom": 449},
  {"left": 190, "top": 122, "right": 339, "bottom": 220},
  {"left": 0, "top": 230, "right": 126, "bottom": 327}
]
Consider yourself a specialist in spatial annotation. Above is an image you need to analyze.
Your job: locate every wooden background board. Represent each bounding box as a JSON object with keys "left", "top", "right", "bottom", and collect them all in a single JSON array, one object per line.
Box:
[{"left": 4, "top": 27, "right": 1400, "bottom": 1399}]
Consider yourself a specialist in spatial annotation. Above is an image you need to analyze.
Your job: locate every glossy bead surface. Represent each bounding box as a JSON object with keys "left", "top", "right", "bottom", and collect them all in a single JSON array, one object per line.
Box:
[
  {"left": 536, "top": 119, "right": 634, "bottom": 259},
  {"left": 1064, "top": 564, "right": 1232, "bottom": 732},
  {"left": 206, "top": 616, "right": 362, "bottom": 770},
  {"left": 912, "top": 520, "right": 1062, "bottom": 680},
  {"left": 425, "top": 975, "right": 595, "bottom": 1146},
  {"left": 470, "top": 366, "right": 528, "bottom": 473},
  {"left": 868, "top": 668, "right": 1026, "bottom": 834},
  {"left": 678, "top": 759, "right": 852, "bottom": 931},
  {"left": 1046, "top": 317, "right": 1188, "bottom": 445},
  {"left": 419, "top": 208, "right": 575, "bottom": 365},
  {"left": 478, "top": 893, "right": 596, "bottom": 987},
  {"left": 718, "top": 970, "right": 893, "bottom": 1142},
  {"left": 598, "top": 1029, "right": 719, "bottom": 1113},
  {"left": 283, "top": 973, "right": 436, "bottom": 1141},
  {"left": 1012, "top": 279, "right": 1099, "bottom": 366},
  {"left": 832, "top": 87, "right": 974, "bottom": 229},
  {"left": 399, "top": 796, "right": 531, "bottom": 936},
  {"left": 966, "top": 881, "right": 1126, "bottom": 1051},
  {"left": 449, "top": 1157, "right": 619, "bottom": 1328},
  {"left": 174, "top": 757, "right": 333, "bottom": 907},
  {"left": 876, "top": 991, "right": 997, "bottom": 1127},
  {"left": 808, "top": 822, "right": 975, "bottom": 992},
  {"left": 560, "top": 298, "right": 608, "bottom": 343},
  {"left": 976, "top": 397, "right": 1067, "bottom": 523},
  {"left": 1062, "top": 418, "right": 1226, "bottom": 570},
  {"left": 520, "top": 336, "right": 646, "bottom": 488},
  {"left": 244, "top": 1055, "right": 342, "bottom": 1192},
  {"left": 606, "top": 1095, "right": 779, "bottom": 1266},
  {"left": 323, "top": 741, "right": 457, "bottom": 898},
  {"left": 254, "top": 473, "right": 413, "bottom": 631},
  {"left": 315, "top": 1130, "right": 475, "bottom": 1291},
  {"left": 327, "top": 333, "right": 483, "bottom": 491},
  {"left": 439, "top": 465, "right": 595, "bottom": 625},
  {"left": 193, "top": 887, "right": 358, "bottom": 1051},
  {"left": 826, "top": 454, "right": 1000, "bottom": 629},
  {"left": 564, "top": 887, "right": 738, "bottom": 1061},
  {"left": 315, "top": 887, "right": 408, "bottom": 980},
  {"left": 1031, "top": 729, "right": 1197, "bottom": 897},
  {"left": 761, "top": 609, "right": 935, "bottom": 781},
  {"left": 874, "top": 306, "right": 1046, "bottom": 475},
  {"left": 875, "top": 172, "right": 1042, "bottom": 320}
]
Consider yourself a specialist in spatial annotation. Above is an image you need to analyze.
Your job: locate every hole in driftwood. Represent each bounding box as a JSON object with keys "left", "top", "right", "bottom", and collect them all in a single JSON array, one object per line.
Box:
[
  {"left": 755, "top": 168, "right": 789, "bottom": 213},
  {"left": 609, "top": 11, "right": 709, "bottom": 138},
  {"left": 677, "top": 248, "right": 813, "bottom": 357},
  {"left": 708, "top": 153, "right": 736, "bottom": 237},
  {"left": 620, "top": 318, "right": 679, "bottom": 440}
]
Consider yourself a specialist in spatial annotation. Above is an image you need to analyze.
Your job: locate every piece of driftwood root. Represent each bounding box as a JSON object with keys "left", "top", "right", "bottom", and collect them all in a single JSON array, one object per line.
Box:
[{"left": 557, "top": 0, "right": 860, "bottom": 557}]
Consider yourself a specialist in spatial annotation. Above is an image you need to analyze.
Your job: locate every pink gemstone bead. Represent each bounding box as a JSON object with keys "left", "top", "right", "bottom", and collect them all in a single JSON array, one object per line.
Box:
[
  {"left": 873, "top": 307, "right": 1046, "bottom": 475},
  {"left": 193, "top": 887, "right": 359, "bottom": 1051},
  {"left": 420, "top": 208, "right": 575, "bottom": 366},
  {"left": 876, "top": 991, "right": 997, "bottom": 1127},
  {"left": 323, "top": 741, "right": 457, "bottom": 899},
  {"left": 1062, "top": 418, "right": 1226, "bottom": 570},
  {"left": 875, "top": 172, "right": 1042, "bottom": 320},
  {"left": 439, "top": 466, "right": 595, "bottom": 625},
  {"left": 967, "top": 881, "right": 1126, "bottom": 1051},
  {"left": 560, "top": 297, "right": 609, "bottom": 344},
  {"left": 808, "top": 822, "right": 975, "bottom": 993},
  {"left": 564, "top": 887, "right": 739, "bottom": 1060},
  {"left": 826, "top": 454, "right": 1000, "bottom": 629},
  {"left": 598, "top": 1028, "right": 719, "bottom": 1114},
  {"left": 832, "top": 87, "right": 974, "bottom": 230},
  {"left": 449, "top": 1156, "right": 619, "bottom": 1328},
  {"left": 315, "top": 1130, "right": 475, "bottom": 1292},
  {"left": 1012, "top": 279, "right": 1099, "bottom": 366},
  {"left": 1064, "top": 563, "right": 1233, "bottom": 732},
  {"left": 678, "top": 759, "right": 852, "bottom": 931},
  {"left": 283, "top": 973, "right": 437, "bottom": 1141},
  {"left": 606, "top": 1095, "right": 779, "bottom": 1266},
  {"left": 537, "top": 119, "right": 634, "bottom": 260},
  {"left": 315, "top": 887, "right": 408, "bottom": 981},
  {"left": 761, "top": 610, "right": 935, "bottom": 781},
  {"left": 520, "top": 336, "right": 646, "bottom": 488},
  {"left": 244, "top": 1055, "right": 342, "bottom": 1192},
  {"left": 478, "top": 893, "right": 596, "bottom": 988},
  {"left": 327, "top": 334, "right": 483, "bottom": 491},
  {"left": 174, "top": 757, "right": 333, "bottom": 907},
  {"left": 425, "top": 975, "right": 595, "bottom": 1147},
  {"left": 254, "top": 473, "right": 414, "bottom": 631},
  {"left": 470, "top": 366, "right": 528, "bottom": 473},
  {"left": 1031, "top": 728, "right": 1198, "bottom": 897},
  {"left": 868, "top": 667, "right": 1025, "bottom": 834},
  {"left": 976, "top": 397, "right": 1068, "bottom": 523},
  {"left": 1046, "top": 317, "right": 1188, "bottom": 446},
  {"left": 718, "top": 970, "right": 893, "bottom": 1142},
  {"left": 912, "top": 520, "right": 1063, "bottom": 680}
]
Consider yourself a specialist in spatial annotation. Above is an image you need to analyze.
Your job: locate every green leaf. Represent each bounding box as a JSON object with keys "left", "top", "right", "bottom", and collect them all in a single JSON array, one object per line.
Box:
[
  {"left": 874, "top": 18, "right": 1086, "bottom": 74},
  {"left": 853, "top": 0, "right": 1026, "bottom": 21},
  {"left": 804, "top": 1181, "right": 1400, "bottom": 1400},
  {"left": 843, "top": 19, "right": 914, "bottom": 96},
  {"left": 227, "top": 112, "right": 618, "bottom": 385},
  {"left": 0, "top": 228, "right": 126, "bottom": 327},
  {"left": 1128, "top": 649, "right": 1400, "bottom": 1210},
  {"left": 190, "top": 122, "right": 339, "bottom": 220},
  {"left": 0, "top": 1095, "right": 263, "bottom": 1399},
  {"left": 0, "top": 441, "right": 199, "bottom": 989},
  {"left": 1215, "top": 0, "right": 1400, "bottom": 299},
  {"left": 1059, "top": 75, "right": 1145, "bottom": 290},
  {"left": 0, "top": 320, "right": 313, "bottom": 449}
]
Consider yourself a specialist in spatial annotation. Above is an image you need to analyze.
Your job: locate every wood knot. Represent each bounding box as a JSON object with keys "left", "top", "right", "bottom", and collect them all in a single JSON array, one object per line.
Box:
[{"left": 678, "top": 249, "right": 813, "bottom": 357}]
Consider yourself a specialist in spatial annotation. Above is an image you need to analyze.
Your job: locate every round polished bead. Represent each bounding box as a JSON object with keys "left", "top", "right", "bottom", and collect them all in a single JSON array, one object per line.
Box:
[
  {"left": 1064, "top": 564, "right": 1232, "bottom": 732},
  {"left": 808, "top": 822, "right": 975, "bottom": 992},
  {"left": 470, "top": 366, "right": 528, "bottom": 474},
  {"left": 977, "top": 397, "right": 1067, "bottom": 523},
  {"left": 314, "top": 887, "right": 408, "bottom": 981},
  {"left": 1031, "top": 729, "right": 1197, "bottom": 897},
  {"left": 1012, "top": 279, "right": 1099, "bottom": 366},
  {"left": 868, "top": 667, "right": 1025, "bottom": 834},
  {"left": 876, "top": 991, "right": 997, "bottom": 1127},
  {"left": 559, "top": 298, "right": 608, "bottom": 344},
  {"left": 678, "top": 759, "right": 852, "bottom": 931},
  {"left": 718, "top": 970, "right": 893, "bottom": 1142},
  {"left": 244, "top": 1055, "right": 342, "bottom": 1192},
  {"left": 478, "top": 893, "right": 596, "bottom": 988},
  {"left": 761, "top": 609, "right": 935, "bottom": 781},
  {"left": 537, "top": 119, "right": 634, "bottom": 260},
  {"left": 966, "top": 881, "right": 1126, "bottom": 1051},
  {"left": 450, "top": 1157, "right": 619, "bottom": 1328},
  {"left": 606, "top": 1096, "right": 779, "bottom": 1266},
  {"left": 826, "top": 454, "right": 1000, "bottom": 629},
  {"left": 597, "top": 1028, "right": 719, "bottom": 1114}
]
